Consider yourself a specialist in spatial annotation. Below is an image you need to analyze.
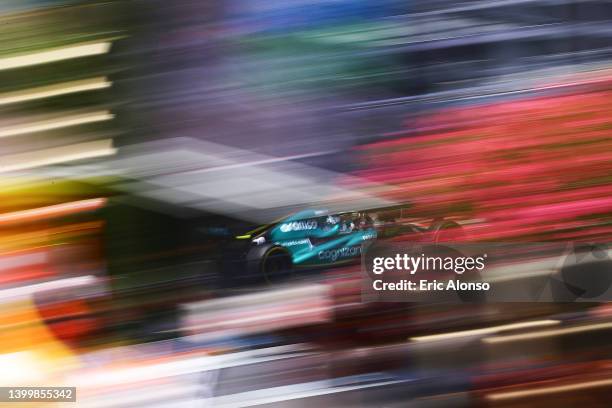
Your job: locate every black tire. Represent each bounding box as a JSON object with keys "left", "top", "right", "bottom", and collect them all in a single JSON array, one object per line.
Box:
[
  {"left": 429, "top": 219, "right": 465, "bottom": 243},
  {"left": 246, "top": 244, "right": 293, "bottom": 284},
  {"left": 261, "top": 246, "right": 293, "bottom": 284}
]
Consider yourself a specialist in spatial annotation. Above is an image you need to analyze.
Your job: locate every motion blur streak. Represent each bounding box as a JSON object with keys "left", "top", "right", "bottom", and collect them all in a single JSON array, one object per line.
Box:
[
  {"left": 0, "top": 139, "right": 116, "bottom": 172},
  {"left": 0, "top": 275, "right": 97, "bottom": 303},
  {"left": 0, "top": 111, "right": 114, "bottom": 139},
  {"left": 0, "top": 1, "right": 611, "bottom": 407},
  {"left": 487, "top": 378, "right": 612, "bottom": 401},
  {"left": 409, "top": 319, "right": 560, "bottom": 342},
  {"left": 0, "top": 352, "right": 47, "bottom": 384},
  {"left": 0, "top": 77, "right": 111, "bottom": 106},
  {"left": 0, "top": 198, "right": 105, "bottom": 224},
  {"left": 0, "top": 41, "right": 112, "bottom": 71},
  {"left": 483, "top": 321, "right": 612, "bottom": 343}
]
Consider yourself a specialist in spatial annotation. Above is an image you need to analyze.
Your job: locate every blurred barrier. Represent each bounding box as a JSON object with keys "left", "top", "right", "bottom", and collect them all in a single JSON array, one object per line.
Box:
[
  {"left": 0, "top": 1, "right": 610, "bottom": 407},
  {"left": 182, "top": 284, "right": 333, "bottom": 341}
]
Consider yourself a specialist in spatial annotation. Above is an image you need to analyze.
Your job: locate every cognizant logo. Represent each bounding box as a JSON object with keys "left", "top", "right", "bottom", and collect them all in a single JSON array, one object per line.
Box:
[{"left": 319, "top": 246, "right": 362, "bottom": 261}]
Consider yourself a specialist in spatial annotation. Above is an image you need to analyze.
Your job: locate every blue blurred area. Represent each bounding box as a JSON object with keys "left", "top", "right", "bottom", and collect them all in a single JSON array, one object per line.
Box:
[
  {"left": 228, "top": 0, "right": 402, "bottom": 32},
  {"left": 0, "top": 1, "right": 611, "bottom": 407}
]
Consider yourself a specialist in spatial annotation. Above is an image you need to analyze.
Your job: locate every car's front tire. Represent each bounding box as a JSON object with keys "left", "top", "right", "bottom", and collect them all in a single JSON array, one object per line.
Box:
[
  {"left": 247, "top": 244, "right": 293, "bottom": 284},
  {"left": 261, "top": 246, "right": 293, "bottom": 284}
]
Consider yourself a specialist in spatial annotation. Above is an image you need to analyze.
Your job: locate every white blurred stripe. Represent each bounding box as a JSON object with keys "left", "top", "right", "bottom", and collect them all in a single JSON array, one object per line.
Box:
[
  {"left": 0, "top": 275, "right": 96, "bottom": 302},
  {"left": 0, "top": 42, "right": 111, "bottom": 71},
  {"left": 0, "top": 77, "right": 111, "bottom": 106},
  {"left": 184, "top": 150, "right": 337, "bottom": 174},
  {"left": 70, "top": 347, "right": 311, "bottom": 388},
  {"left": 0, "top": 111, "right": 114, "bottom": 138},
  {"left": 484, "top": 322, "right": 612, "bottom": 344},
  {"left": 183, "top": 305, "right": 331, "bottom": 333},
  {"left": 183, "top": 284, "right": 332, "bottom": 337},
  {"left": 0, "top": 352, "right": 46, "bottom": 384},
  {"left": 487, "top": 378, "right": 612, "bottom": 401},
  {"left": 76, "top": 383, "right": 202, "bottom": 408},
  {"left": 0, "top": 139, "right": 116, "bottom": 173},
  {"left": 208, "top": 378, "right": 404, "bottom": 408},
  {"left": 0, "top": 251, "right": 46, "bottom": 271},
  {"left": 184, "top": 284, "right": 329, "bottom": 312},
  {"left": 410, "top": 320, "right": 560, "bottom": 342}
]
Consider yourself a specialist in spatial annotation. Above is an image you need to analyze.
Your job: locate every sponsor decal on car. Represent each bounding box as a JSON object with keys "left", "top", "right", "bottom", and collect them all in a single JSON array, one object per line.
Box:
[
  {"left": 279, "top": 220, "right": 318, "bottom": 232},
  {"left": 277, "top": 238, "right": 312, "bottom": 247},
  {"left": 361, "top": 232, "right": 377, "bottom": 240},
  {"left": 318, "top": 245, "right": 362, "bottom": 261}
]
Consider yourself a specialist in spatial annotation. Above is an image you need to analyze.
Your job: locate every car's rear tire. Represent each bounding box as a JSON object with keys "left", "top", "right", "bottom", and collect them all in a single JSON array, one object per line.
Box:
[{"left": 429, "top": 219, "right": 466, "bottom": 243}]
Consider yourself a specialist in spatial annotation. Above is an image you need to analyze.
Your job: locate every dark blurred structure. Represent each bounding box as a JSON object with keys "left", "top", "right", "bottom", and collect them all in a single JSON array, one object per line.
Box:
[{"left": 0, "top": 1, "right": 611, "bottom": 407}]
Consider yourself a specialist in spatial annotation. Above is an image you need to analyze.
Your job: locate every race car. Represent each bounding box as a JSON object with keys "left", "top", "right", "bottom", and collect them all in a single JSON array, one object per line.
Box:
[{"left": 208, "top": 206, "right": 464, "bottom": 284}]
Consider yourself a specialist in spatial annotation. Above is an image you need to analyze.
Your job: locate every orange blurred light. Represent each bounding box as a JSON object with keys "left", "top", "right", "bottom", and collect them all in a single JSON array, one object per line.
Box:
[{"left": 0, "top": 198, "right": 106, "bottom": 225}]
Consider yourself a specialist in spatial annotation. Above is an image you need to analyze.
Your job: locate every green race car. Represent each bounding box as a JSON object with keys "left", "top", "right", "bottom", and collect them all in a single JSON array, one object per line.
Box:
[{"left": 212, "top": 206, "right": 461, "bottom": 284}]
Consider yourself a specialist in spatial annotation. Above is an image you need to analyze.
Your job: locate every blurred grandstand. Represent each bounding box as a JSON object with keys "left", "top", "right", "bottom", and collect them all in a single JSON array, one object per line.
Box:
[{"left": 0, "top": 1, "right": 610, "bottom": 407}]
